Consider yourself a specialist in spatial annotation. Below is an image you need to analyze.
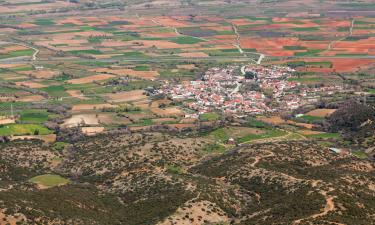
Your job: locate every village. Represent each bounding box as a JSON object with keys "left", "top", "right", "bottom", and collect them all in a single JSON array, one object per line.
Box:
[{"left": 158, "top": 64, "right": 345, "bottom": 117}]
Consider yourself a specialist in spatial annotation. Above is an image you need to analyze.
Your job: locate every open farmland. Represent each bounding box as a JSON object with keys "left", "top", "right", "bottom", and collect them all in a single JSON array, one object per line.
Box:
[{"left": 0, "top": 0, "right": 374, "bottom": 224}]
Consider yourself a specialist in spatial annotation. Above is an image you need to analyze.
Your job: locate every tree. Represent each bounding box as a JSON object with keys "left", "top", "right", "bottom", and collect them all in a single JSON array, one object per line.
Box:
[{"left": 245, "top": 71, "right": 256, "bottom": 80}]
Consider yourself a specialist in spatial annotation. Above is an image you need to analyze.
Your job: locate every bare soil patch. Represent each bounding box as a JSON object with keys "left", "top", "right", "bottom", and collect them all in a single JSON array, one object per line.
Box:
[
  {"left": 81, "top": 127, "right": 105, "bottom": 136},
  {"left": 67, "top": 74, "right": 115, "bottom": 84},
  {"left": 17, "top": 95, "right": 45, "bottom": 102},
  {"left": 94, "top": 68, "right": 159, "bottom": 80},
  {"left": 151, "top": 107, "right": 184, "bottom": 117},
  {"left": 258, "top": 116, "right": 286, "bottom": 125},
  {"left": 72, "top": 104, "right": 117, "bottom": 111},
  {"left": 15, "top": 81, "right": 46, "bottom": 89},
  {"left": 177, "top": 64, "right": 196, "bottom": 70},
  {"left": 10, "top": 134, "right": 57, "bottom": 143},
  {"left": 104, "top": 90, "right": 147, "bottom": 103},
  {"left": 306, "top": 109, "right": 336, "bottom": 117}
]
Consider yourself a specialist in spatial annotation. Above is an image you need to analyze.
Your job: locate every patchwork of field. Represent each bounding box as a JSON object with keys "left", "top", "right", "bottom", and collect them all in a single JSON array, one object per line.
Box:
[{"left": 0, "top": 0, "right": 373, "bottom": 139}]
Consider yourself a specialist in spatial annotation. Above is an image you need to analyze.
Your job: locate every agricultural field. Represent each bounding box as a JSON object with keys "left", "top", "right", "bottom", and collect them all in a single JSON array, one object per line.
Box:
[
  {"left": 29, "top": 174, "right": 69, "bottom": 188},
  {"left": 0, "top": 0, "right": 374, "bottom": 224}
]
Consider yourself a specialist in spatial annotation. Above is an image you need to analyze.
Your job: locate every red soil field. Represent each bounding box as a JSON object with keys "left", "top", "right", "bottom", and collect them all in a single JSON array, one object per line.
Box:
[{"left": 303, "top": 58, "right": 374, "bottom": 73}]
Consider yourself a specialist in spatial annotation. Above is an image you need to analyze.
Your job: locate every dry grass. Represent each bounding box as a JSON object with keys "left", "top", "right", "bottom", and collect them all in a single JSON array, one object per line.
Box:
[
  {"left": 104, "top": 90, "right": 147, "bottom": 103},
  {"left": 67, "top": 74, "right": 115, "bottom": 84},
  {"left": 306, "top": 109, "right": 336, "bottom": 117}
]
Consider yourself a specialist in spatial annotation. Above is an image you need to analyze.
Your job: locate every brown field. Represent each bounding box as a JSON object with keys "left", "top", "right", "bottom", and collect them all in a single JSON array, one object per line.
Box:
[
  {"left": 306, "top": 109, "right": 337, "bottom": 117},
  {"left": 0, "top": 63, "right": 27, "bottom": 69},
  {"left": 104, "top": 90, "right": 147, "bottom": 103},
  {"left": 133, "top": 100, "right": 152, "bottom": 110},
  {"left": 258, "top": 116, "right": 286, "bottom": 125},
  {"left": 93, "top": 68, "right": 159, "bottom": 80},
  {"left": 298, "top": 130, "right": 324, "bottom": 135},
  {"left": 153, "top": 17, "right": 190, "bottom": 27},
  {"left": 151, "top": 99, "right": 172, "bottom": 108},
  {"left": 10, "top": 134, "right": 57, "bottom": 143},
  {"left": 287, "top": 121, "right": 314, "bottom": 129},
  {"left": 151, "top": 107, "right": 184, "bottom": 117},
  {"left": 0, "top": 45, "right": 29, "bottom": 54},
  {"left": 67, "top": 74, "right": 115, "bottom": 84},
  {"left": 81, "top": 127, "right": 105, "bottom": 136},
  {"left": 177, "top": 64, "right": 196, "bottom": 70},
  {"left": 180, "top": 118, "right": 197, "bottom": 124},
  {"left": 21, "top": 70, "right": 58, "bottom": 79},
  {"left": 0, "top": 1, "right": 74, "bottom": 13},
  {"left": 0, "top": 117, "right": 15, "bottom": 125},
  {"left": 15, "top": 81, "right": 46, "bottom": 89},
  {"left": 63, "top": 114, "right": 100, "bottom": 128},
  {"left": 62, "top": 114, "right": 114, "bottom": 128},
  {"left": 72, "top": 104, "right": 117, "bottom": 111},
  {"left": 167, "top": 123, "right": 195, "bottom": 129},
  {"left": 304, "top": 58, "right": 374, "bottom": 73},
  {"left": 17, "top": 95, "right": 45, "bottom": 102},
  {"left": 66, "top": 90, "right": 88, "bottom": 100}
]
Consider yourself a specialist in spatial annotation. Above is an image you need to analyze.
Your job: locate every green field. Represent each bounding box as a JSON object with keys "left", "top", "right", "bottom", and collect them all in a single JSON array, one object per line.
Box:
[
  {"left": 41, "top": 85, "right": 69, "bottom": 97},
  {"left": 33, "top": 18, "right": 55, "bottom": 26},
  {"left": 19, "top": 110, "right": 50, "bottom": 123},
  {"left": 170, "top": 36, "right": 206, "bottom": 44},
  {"left": 306, "top": 133, "right": 340, "bottom": 139},
  {"left": 0, "top": 49, "right": 34, "bottom": 59},
  {"left": 122, "top": 51, "right": 148, "bottom": 58},
  {"left": 0, "top": 124, "right": 53, "bottom": 136},
  {"left": 294, "top": 49, "right": 323, "bottom": 56},
  {"left": 29, "top": 174, "right": 69, "bottom": 187},
  {"left": 202, "top": 143, "right": 226, "bottom": 153},
  {"left": 352, "top": 151, "right": 368, "bottom": 159},
  {"left": 236, "top": 129, "right": 286, "bottom": 143},
  {"left": 293, "top": 27, "right": 320, "bottom": 31},
  {"left": 68, "top": 49, "right": 103, "bottom": 55},
  {"left": 200, "top": 112, "right": 220, "bottom": 121},
  {"left": 297, "top": 115, "right": 324, "bottom": 123}
]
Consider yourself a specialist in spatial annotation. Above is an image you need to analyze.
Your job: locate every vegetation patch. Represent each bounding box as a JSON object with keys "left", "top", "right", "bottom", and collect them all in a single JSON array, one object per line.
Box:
[
  {"left": 202, "top": 143, "right": 226, "bottom": 154},
  {"left": 170, "top": 36, "right": 205, "bottom": 44},
  {"left": 29, "top": 174, "right": 69, "bottom": 188},
  {"left": 200, "top": 112, "right": 220, "bottom": 121},
  {"left": 0, "top": 124, "right": 52, "bottom": 136},
  {"left": 19, "top": 110, "right": 50, "bottom": 123},
  {"left": 306, "top": 132, "right": 340, "bottom": 139},
  {"left": 236, "top": 129, "right": 286, "bottom": 143}
]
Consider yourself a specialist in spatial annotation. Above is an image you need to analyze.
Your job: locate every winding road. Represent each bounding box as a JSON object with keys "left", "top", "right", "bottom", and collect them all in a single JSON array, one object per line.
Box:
[
  {"left": 232, "top": 24, "right": 265, "bottom": 64},
  {"left": 1, "top": 41, "right": 39, "bottom": 62}
]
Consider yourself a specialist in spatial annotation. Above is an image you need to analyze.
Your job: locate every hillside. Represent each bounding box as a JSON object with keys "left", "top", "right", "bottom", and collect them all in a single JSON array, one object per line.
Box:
[{"left": 0, "top": 132, "right": 374, "bottom": 224}]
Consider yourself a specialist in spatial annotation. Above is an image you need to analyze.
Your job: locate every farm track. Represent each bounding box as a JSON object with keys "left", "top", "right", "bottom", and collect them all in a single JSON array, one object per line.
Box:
[
  {"left": 232, "top": 24, "right": 265, "bottom": 64},
  {"left": 292, "top": 187, "right": 338, "bottom": 224},
  {"left": 151, "top": 18, "right": 208, "bottom": 42},
  {"left": 4, "top": 41, "right": 39, "bottom": 61},
  {"left": 325, "top": 18, "right": 355, "bottom": 52}
]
